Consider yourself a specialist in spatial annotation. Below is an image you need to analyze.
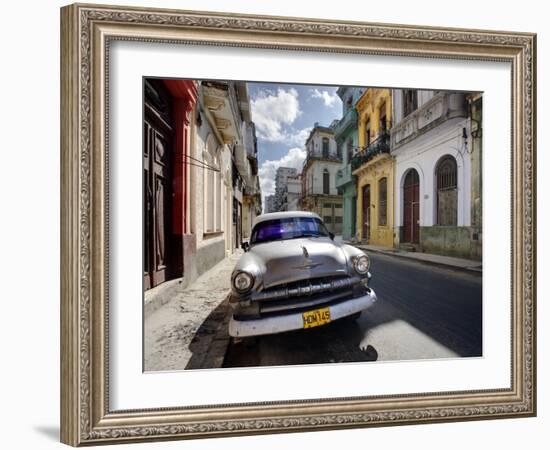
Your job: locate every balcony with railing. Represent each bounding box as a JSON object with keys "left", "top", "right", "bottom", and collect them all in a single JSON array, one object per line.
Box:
[
  {"left": 351, "top": 131, "right": 390, "bottom": 172},
  {"left": 333, "top": 107, "right": 358, "bottom": 140},
  {"left": 302, "top": 152, "right": 342, "bottom": 172}
]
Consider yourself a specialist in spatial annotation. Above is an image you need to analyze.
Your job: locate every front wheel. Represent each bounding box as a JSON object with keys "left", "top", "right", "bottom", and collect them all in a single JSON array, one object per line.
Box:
[
  {"left": 346, "top": 311, "right": 362, "bottom": 321},
  {"left": 232, "top": 336, "right": 259, "bottom": 347}
]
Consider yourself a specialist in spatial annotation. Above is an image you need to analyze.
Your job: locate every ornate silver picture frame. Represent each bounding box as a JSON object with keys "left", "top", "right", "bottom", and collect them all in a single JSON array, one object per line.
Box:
[{"left": 60, "top": 3, "right": 536, "bottom": 446}]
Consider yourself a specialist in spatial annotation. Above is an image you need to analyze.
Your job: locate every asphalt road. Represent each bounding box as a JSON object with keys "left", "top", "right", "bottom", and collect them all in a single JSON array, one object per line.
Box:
[{"left": 222, "top": 253, "right": 482, "bottom": 368}]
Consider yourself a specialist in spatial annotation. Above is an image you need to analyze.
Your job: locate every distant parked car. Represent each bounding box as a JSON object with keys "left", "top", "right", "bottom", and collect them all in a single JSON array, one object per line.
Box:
[{"left": 228, "top": 211, "right": 378, "bottom": 338}]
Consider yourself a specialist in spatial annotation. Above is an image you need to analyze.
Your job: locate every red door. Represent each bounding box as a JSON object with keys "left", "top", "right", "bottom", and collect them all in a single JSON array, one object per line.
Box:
[
  {"left": 403, "top": 169, "right": 420, "bottom": 243},
  {"left": 362, "top": 184, "right": 371, "bottom": 242}
]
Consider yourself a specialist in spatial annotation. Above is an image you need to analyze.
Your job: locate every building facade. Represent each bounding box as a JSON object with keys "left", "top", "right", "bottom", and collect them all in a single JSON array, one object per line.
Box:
[
  {"left": 390, "top": 89, "right": 478, "bottom": 259},
  {"left": 334, "top": 87, "right": 364, "bottom": 241},
  {"left": 284, "top": 174, "right": 302, "bottom": 211},
  {"left": 264, "top": 194, "right": 276, "bottom": 213},
  {"left": 233, "top": 84, "right": 262, "bottom": 241},
  {"left": 353, "top": 88, "right": 394, "bottom": 248},
  {"left": 143, "top": 79, "right": 262, "bottom": 296},
  {"left": 274, "top": 167, "right": 298, "bottom": 211},
  {"left": 143, "top": 78, "right": 198, "bottom": 291},
  {"left": 300, "top": 123, "right": 343, "bottom": 234},
  {"left": 468, "top": 93, "right": 483, "bottom": 260}
]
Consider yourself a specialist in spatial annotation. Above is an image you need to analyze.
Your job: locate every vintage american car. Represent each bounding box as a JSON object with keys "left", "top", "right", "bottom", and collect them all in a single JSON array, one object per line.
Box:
[{"left": 228, "top": 211, "right": 378, "bottom": 337}]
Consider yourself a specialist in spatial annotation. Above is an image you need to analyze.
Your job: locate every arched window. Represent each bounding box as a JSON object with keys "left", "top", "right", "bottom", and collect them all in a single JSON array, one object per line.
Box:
[
  {"left": 403, "top": 169, "right": 420, "bottom": 243},
  {"left": 436, "top": 156, "right": 458, "bottom": 226},
  {"left": 323, "top": 169, "right": 330, "bottom": 194},
  {"left": 378, "top": 177, "right": 388, "bottom": 226},
  {"left": 322, "top": 137, "right": 330, "bottom": 158}
]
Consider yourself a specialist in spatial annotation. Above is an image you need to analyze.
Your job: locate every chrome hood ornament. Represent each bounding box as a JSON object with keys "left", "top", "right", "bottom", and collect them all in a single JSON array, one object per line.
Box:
[{"left": 293, "top": 245, "right": 323, "bottom": 270}]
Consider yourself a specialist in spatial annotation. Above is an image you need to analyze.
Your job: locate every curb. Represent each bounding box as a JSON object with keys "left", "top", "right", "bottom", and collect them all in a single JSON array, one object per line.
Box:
[
  {"left": 144, "top": 278, "right": 185, "bottom": 319},
  {"left": 357, "top": 246, "right": 483, "bottom": 274}
]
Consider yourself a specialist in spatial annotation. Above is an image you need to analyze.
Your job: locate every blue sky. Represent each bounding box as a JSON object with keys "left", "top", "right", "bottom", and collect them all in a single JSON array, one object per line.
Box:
[{"left": 247, "top": 82, "right": 343, "bottom": 201}]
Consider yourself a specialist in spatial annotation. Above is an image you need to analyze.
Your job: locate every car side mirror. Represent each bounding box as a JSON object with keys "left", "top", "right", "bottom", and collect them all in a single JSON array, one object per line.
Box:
[
  {"left": 241, "top": 241, "right": 250, "bottom": 252},
  {"left": 329, "top": 232, "right": 335, "bottom": 240}
]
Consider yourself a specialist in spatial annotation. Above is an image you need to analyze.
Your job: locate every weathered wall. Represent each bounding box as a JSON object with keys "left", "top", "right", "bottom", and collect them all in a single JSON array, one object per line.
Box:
[
  {"left": 356, "top": 154, "right": 395, "bottom": 248},
  {"left": 420, "top": 226, "right": 473, "bottom": 259},
  {"left": 195, "top": 238, "right": 226, "bottom": 277}
]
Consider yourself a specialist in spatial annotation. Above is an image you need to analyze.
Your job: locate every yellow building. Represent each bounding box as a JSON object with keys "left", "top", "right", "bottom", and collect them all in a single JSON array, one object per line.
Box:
[{"left": 353, "top": 89, "right": 394, "bottom": 248}]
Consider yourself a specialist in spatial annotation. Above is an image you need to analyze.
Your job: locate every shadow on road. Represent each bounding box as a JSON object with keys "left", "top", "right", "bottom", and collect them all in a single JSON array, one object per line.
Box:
[
  {"left": 367, "top": 253, "right": 483, "bottom": 358},
  {"left": 223, "top": 317, "right": 379, "bottom": 368},
  {"left": 222, "top": 254, "right": 482, "bottom": 369},
  {"left": 185, "top": 299, "right": 231, "bottom": 370}
]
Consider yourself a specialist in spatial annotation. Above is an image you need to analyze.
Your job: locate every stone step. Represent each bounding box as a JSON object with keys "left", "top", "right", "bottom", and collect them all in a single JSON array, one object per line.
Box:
[{"left": 399, "top": 243, "right": 418, "bottom": 252}]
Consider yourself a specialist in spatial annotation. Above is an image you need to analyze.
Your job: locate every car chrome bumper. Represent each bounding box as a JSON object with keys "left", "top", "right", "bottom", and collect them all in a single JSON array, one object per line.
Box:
[{"left": 228, "top": 288, "right": 377, "bottom": 338}]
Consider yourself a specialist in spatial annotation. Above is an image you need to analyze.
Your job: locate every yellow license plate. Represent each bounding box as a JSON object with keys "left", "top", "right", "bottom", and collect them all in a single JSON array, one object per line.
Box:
[{"left": 303, "top": 307, "right": 331, "bottom": 329}]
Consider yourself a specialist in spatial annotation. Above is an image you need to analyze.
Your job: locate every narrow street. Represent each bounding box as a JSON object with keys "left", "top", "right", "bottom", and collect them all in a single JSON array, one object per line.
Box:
[
  {"left": 223, "top": 252, "right": 482, "bottom": 368},
  {"left": 144, "top": 249, "right": 482, "bottom": 371}
]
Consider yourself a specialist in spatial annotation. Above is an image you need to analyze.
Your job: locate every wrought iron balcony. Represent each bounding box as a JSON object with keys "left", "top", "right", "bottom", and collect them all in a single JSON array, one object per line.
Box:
[
  {"left": 351, "top": 131, "right": 390, "bottom": 171},
  {"left": 302, "top": 152, "right": 342, "bottom": 171},
  {"left": 333, "top": 108, "right": 358, "bottom": 141}
]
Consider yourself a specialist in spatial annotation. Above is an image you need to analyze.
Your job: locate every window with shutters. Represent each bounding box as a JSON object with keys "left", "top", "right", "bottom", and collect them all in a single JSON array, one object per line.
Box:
[
  {"left": 323, "top": 169, "right": 330, "bottom": 194},
  {"left": 378, "top": 177, "right": 388, "bottom": 226},
  {"left": 403, "top": 89, "right": 418, "bottom": 117},
  {"left": 322, "top": 137, "right": 330, "bottom": 158},
  {"left": 204, "top": 136, "right": 222, "bottom": 233},
  {"left": 365, "top": 120, "right": 371, "bottom": 147},
  {"left": 436, "top": 156, "right": 458, "bottom": 226},
  {"left": 347, "top": 140, "right": 353, "bottom": 163},
  {"left": 379, "top": 102, "right": 387, "bottom": 133}
]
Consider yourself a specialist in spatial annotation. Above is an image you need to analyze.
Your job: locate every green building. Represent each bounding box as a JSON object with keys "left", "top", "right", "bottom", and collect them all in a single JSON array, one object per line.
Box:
[{"left": 334, "top": 87, "right": 364, "bottom": 241}]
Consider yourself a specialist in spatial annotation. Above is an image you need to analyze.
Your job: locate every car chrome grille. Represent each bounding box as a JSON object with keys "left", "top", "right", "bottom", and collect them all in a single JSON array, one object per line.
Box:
[
  {"left": 252, "top": 275, "right": 360, "bottom": 303},
  {"left": 248, "top": 276, "right": 365, "bottom": 316}
]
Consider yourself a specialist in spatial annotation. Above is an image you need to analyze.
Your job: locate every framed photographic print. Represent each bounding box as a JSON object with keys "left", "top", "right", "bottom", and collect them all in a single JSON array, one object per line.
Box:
[{"left": 60, "top": 3, "right": 536, "bottom": 446}]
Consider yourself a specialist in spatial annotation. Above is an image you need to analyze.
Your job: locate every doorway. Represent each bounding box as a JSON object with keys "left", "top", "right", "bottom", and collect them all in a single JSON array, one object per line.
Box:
[{"left": 403, "top": 169, "right": 420, "bottom": 243}]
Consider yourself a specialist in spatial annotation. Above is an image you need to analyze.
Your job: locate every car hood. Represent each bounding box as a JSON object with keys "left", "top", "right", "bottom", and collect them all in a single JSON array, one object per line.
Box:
[{"left": 248, "top": 237, "right": 350, "bottom": 289}]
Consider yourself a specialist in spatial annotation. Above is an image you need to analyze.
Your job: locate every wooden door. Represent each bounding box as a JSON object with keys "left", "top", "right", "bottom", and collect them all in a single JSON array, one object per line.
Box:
[
  {"left": 362, "top": 185, "right": 371, "bottom": 242},
  {"left": 144, "top": 80, "right": 174, "bottom": 290},
  {"left": 403, "top": 169, "right": 420, "bottom": 243}
]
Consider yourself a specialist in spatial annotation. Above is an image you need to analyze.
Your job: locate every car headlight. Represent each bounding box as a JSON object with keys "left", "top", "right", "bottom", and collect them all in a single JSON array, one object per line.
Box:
[
  {"left": 352, "top": 254, "right": 370, "bottom": 275},
  {"left": 232, "top": 271, "right": 254, "bottom": 293}
]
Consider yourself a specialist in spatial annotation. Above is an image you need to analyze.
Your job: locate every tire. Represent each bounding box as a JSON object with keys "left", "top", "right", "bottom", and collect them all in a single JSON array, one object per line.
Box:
[{"left": 232, "top": 336, "right": 259, "bottom": 347}]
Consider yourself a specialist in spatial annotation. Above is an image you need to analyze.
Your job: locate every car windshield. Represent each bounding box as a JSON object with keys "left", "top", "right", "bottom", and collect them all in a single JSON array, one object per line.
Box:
[{"left": 250, "top": 217, "right": 330, "bottom": 244}]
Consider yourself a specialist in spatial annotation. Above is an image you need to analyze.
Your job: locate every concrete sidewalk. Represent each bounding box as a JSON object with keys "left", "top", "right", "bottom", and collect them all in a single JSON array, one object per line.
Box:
[
  {"left": 354, "top": 244, "right": 482, "bottom": 273},
  {"left": 144, "top": 251, "right": 241, "bottom": 372}
]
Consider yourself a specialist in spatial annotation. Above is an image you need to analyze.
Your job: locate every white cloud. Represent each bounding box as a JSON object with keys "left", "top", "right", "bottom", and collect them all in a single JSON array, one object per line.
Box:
[
  {"left": 251, "top": 88, "right": 301, "bottom": 142},
  {"left": 259, "top": 147, "right": 306, "bottom": 206},
  {"left": 310, "top": 88, "right": 341, "bottom": 108},
  {"left": 286, "top": 127, "right": 312, "bottom": 147}
]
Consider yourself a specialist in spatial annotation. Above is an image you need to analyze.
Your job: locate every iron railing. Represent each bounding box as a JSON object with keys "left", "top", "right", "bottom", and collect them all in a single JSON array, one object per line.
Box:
[{"left": 351, "top": 131, "right": 390, "bottom": 171}]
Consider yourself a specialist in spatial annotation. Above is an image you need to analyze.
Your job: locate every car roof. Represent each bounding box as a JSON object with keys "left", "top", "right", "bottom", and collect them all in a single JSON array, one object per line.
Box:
[{"left": 253, "top": 211, "right": 322, "bottom": 226}]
